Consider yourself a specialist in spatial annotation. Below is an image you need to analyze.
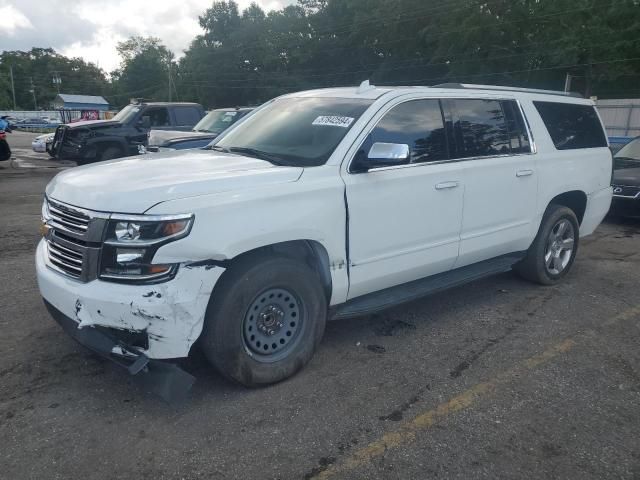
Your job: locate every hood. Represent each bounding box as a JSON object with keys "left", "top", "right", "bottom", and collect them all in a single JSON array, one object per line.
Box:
[
  {"left": 148, "top": 129, "right": 215, "bottom": 147},
  {"left": 46, "top": 149, "right": 303, "bottom": 213},
  {"left": 613, "top": 166, "right": 640, "bottom": 187},
  {"left": 65, "top": 119, "right": 121, "bottom": 129}
]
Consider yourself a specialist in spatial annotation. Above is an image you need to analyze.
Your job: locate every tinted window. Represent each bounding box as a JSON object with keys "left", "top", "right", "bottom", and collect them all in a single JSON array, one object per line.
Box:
[
  {"left": 452, "top": 99, "right": 510, "bottom": 158},
  {"left": 144, "top": 107, "right": 170, "bottom": 127},
  {"left": 502, "top": 100, "right": 531, "bottom": 154},
  {"left": 534, "top": 101, "right": 607, "bottom": 150},
  {"left": 174, "top": 107, "right": 202, "bottom": 126},
  {"left": 369, "top": 99, "right": 448, "bottom": 164}
]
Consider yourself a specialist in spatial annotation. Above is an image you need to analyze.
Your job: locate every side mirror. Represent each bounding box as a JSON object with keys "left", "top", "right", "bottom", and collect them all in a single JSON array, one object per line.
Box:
[
  {"left": 368, "top": 142, "right": 410, "bottom": 163},
  {"left": 352, "top": 142, "right": 410, "bottom": 173},
  {"left": 138, "top": 116, "right": 151, "bottom": 129}
]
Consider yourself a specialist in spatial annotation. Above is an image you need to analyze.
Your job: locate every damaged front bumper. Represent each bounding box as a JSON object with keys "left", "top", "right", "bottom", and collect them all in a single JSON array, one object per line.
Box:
[
  {"left": 44, "top": 300, "right": 195, "bottom": 402},
  {"left": 36, "top": 240, "right": 225, "bottom": 399}
]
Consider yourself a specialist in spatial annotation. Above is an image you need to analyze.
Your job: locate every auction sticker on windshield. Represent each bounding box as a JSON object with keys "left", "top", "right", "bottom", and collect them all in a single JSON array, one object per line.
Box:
[{"left": 312, "top": 116, "right": 354, "bottom": 128}]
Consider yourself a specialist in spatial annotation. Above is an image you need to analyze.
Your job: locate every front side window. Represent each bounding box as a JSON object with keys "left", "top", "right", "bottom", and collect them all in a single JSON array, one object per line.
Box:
[
  {"left": 367, "top": 99, "right": 448, "bottom": 164},
  {"left": 534, "top": 101, "right": 607, "bottom": 150},
  {"left": 215, "top": 97, "right": 372, "bottom": 166},
  {"left": 145, "top": 107, "right": 170, "bottom": 127},
  {"left": 451, "top": 99, "right": 510, "bottom": 158}
]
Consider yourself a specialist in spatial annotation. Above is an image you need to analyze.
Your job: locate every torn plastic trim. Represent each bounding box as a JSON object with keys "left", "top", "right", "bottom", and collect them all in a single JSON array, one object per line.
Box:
[{"left": 44, "top": 300, "right": 195, "bottom": 404}]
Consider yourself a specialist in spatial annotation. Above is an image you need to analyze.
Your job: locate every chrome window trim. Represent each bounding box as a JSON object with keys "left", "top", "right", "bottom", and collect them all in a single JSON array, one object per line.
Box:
[
  {"left": 611, "top": 185, "right": 640, "bottom": 199},
  {"left": 347, "top": 96, "right": 536, "bottom": 174}
]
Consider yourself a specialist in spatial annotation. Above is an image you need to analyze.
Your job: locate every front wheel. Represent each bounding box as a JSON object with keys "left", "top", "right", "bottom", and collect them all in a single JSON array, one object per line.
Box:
[
  {"left": 200, "top": 254, "right": 327, "bottom": 387},
  {"left": 516, "top": 205, "right": 579, "bottom": 285}
]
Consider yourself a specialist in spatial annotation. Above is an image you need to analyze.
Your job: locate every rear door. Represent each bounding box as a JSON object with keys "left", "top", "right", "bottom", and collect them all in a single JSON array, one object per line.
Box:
[
  {"left": 446, "top": 98, "right": 538, "bottom": 268},
  {"left": 343, "top": 98, "right": 465, "bottom": 299}
]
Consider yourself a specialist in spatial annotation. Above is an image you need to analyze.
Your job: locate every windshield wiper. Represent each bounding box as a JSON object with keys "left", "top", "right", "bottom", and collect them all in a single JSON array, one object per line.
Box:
[
  {"left": 207, "top": 145, "right": 230, "bottom": 152},
  {"left": 227, "top": 147, "right": 287, "bottom": 166}
]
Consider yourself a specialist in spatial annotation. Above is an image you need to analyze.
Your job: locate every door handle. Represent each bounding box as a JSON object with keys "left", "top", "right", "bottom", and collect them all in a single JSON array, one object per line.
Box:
[
  {"left": 435, "top": 181, "right": 460, "bottom": 190},
  {"left": 516, "top": 169, "right": 534, "bottom": 177}
]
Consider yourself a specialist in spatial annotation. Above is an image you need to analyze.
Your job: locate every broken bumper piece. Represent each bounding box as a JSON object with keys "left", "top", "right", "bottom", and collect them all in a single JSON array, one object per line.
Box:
[{"left": 44, "top": 300, "right": 195, "bottom": 403}]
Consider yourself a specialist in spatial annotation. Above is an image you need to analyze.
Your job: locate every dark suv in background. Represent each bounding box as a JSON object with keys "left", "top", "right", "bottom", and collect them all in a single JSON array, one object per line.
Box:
[
  {"left": 51, "top": 101, "right": 205, "bottom": 165},
  {"left": 147, "top": 107, "right": 253, "bottom": 151}
]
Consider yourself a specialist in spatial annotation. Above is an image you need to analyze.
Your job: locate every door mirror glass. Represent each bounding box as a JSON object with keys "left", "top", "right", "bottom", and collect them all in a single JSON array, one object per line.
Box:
[{"left": 367, "top": 142, "right": 410, "bottom": 164}]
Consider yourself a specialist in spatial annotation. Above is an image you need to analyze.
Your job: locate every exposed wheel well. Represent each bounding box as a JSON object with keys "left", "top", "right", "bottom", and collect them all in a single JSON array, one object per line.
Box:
[
  {"left": 226, "top": 240, "right": 333, "bottom": 301},
  {"left": 549, "top": 190, "right": 587, "bottom": 225}
]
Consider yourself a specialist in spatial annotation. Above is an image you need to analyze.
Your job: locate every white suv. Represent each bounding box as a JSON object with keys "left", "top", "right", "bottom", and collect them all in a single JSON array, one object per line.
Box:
[{"left": 36, "top": 83, "right": 612, "bottom": 395}]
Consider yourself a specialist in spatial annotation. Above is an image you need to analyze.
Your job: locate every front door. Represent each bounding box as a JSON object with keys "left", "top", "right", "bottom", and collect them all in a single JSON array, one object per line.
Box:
[{"left": 343, "top": 98, "right": 465, "bottom": 300}]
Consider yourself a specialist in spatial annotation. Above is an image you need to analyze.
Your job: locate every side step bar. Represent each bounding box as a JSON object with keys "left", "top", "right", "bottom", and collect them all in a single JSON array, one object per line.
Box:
[{"left": 332, "top": 252, "right": 525, "bottom": 320}]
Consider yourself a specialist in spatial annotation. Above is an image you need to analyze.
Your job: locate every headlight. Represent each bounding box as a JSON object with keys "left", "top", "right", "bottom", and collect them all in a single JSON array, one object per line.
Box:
[{"left": 100, "top": 213, "right": 194, "bottom": 283}]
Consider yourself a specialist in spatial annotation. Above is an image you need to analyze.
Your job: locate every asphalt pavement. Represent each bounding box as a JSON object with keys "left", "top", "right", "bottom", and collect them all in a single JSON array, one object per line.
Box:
[{"left": 0, "top": 153, "right": 639, "bottom": 479}]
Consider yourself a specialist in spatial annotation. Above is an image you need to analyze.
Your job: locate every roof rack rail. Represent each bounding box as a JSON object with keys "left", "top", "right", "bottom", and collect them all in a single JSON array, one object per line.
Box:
[{"left": 432, "top": 83, "right": 583, "bottom": 99}]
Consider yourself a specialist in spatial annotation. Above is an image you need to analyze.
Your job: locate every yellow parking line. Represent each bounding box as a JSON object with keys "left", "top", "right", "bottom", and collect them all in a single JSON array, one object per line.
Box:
[{"left": 315, "top": 306, "right": 640, "bottom": 479}]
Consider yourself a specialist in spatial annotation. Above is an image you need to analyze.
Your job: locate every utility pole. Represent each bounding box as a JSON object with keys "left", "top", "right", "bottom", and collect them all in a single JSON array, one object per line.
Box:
[
  {"left": 9, "top": 66, "right": 16, "bottom": 110},
  {"left": 168, "top": 62, "right": 172, "bottom": 102},
  {"left": 51, "top": 71, "right": 62, "bottom": 94},
  {"left": 29, "top": 77, "right": 37, "bottom": 110}
]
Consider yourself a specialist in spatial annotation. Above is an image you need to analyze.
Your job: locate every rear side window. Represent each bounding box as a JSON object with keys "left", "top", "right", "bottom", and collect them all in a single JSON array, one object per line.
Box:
[
  {"left": 174, "top": 107, "right": 202, "bottom": 126},
  {"left": 534, "top": 101, "right": 607, "bottom": 150},
  {"left": 502, "top": 100, "right": 531, "bottom": 154},
  {"left": 451, "top": 99, "right": 511, "bottom": 158},
  {"left": 369, "top": 99, "right": 448, "bottom": 164}
]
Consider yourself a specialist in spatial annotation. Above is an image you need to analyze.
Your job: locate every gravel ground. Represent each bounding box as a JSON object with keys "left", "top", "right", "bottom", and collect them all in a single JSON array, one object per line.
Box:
[{"left": 0, "top": 162, "right": 639, "bottom": 480}]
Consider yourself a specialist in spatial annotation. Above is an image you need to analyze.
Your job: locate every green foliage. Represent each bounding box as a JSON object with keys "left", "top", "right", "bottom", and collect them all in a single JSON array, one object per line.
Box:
[
  {"left": 1, "top": 0, "right": 638, "bottom": 111},
  {"left": 0, "top": 48, "right": 110, "bottom": 110}
]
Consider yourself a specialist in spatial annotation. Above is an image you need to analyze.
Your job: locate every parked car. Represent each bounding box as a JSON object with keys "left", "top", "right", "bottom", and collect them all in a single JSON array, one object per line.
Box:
[
  {"left": 609, "top": 135, "right": 634, "bottom": 155},
  {"left": 37, "top": 83, "right": 612, "bottom": 399},
  {"left": 50, "top": 101, "right": 205, "bottom": 165},
  {"left": 0, "top": 130, "right": 10, "bottom": 161},
  {"left": 147, "top": 107, "right": 253, "bottom": 152},
  {"left": 610, "top": 136, "right": 640, "bottom": 217},
  {"left": 32, "top": 133, "right": 55, "bottom": 153}
]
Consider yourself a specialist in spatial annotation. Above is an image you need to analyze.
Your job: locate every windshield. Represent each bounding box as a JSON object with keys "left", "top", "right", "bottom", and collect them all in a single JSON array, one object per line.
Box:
[
  {"left": 214, "top": 97, "right": 373, "bottom": 166},
  {"left": 614, "top": 138, "right": 640, "bottom": 170},
  {"left": 112, "top": 104, "right": 141, "bottom": 123},
  {"left": 194, "top": 110, "right": 244, "bottom": 134}
]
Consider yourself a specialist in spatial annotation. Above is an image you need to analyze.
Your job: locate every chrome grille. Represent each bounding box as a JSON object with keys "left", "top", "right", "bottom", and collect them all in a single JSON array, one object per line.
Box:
[
  {"left": 47, "top": 238, "right": 84, "bottom": 278},
  {"left": 47, "top": 199, "right": 90, "bottom": 233},
  {"left": 43, "top": 198, "right": 108, "bottom": 282}
]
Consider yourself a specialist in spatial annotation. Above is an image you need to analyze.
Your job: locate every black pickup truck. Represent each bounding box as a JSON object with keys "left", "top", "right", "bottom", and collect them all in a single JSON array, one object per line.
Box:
[{"left": 51, "top": 101, "right": 205, "bottom": 165}]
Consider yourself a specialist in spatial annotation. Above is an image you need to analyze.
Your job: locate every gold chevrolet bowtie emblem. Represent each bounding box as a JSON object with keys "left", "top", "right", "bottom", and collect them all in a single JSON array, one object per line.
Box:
[{"left": 40, "top": 221, "right": 51, "bottom": 237}]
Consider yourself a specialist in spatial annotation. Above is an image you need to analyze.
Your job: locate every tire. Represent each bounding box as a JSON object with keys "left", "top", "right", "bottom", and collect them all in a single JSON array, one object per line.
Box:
[
  {"left": 516, "top": 204, "right": 580, "bottom": 285},
  {"left": 99, "top": 146, "right": 123, "bottom": 161},
  {"left": 200, "top": 254, "right": 327, "bottom": 387}
]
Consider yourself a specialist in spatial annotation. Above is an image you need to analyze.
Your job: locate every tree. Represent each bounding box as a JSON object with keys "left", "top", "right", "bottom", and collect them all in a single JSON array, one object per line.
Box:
[{"left": 110, "top": 36, "right": 174, "bottom": 107}]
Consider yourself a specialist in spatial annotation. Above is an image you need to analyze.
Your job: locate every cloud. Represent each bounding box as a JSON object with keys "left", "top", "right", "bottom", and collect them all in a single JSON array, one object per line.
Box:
[
  {"left": 0, "top": 5, "right": 34, "bottom": 34},
  {"left": 1, "top": 0, "right": 294, "bottom": 72}
]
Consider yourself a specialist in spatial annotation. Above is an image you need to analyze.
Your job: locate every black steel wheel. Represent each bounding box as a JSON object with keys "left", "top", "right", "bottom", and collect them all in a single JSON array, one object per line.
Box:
[{"left": 200, "top": 253, "right": 327, "bottom": 387}]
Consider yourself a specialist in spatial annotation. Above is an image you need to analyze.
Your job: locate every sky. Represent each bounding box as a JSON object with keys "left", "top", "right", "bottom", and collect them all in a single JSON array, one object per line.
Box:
[{"left": 0, "top": 0, "right": 292, "bottom": 73}]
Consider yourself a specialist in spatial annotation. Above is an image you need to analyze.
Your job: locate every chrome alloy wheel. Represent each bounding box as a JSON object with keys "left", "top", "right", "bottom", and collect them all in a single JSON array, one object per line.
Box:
[
  {"left": 544, "top": 219, "right": 575, "bottom": 275},
  {"left": 242, "top": 287, "right": 303, "bottom": 362}
]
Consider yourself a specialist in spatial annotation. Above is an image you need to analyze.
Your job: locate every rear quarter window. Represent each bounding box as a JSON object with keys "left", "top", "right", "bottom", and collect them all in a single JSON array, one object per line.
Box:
[{"left": 534, "top": 101, "right": 607, "bottom": 150}]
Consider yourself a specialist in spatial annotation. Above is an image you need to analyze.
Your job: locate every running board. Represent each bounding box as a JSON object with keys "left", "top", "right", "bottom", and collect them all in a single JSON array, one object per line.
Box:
[{"left": 331, "top": 252, "right": 525, "bottom": 320}]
